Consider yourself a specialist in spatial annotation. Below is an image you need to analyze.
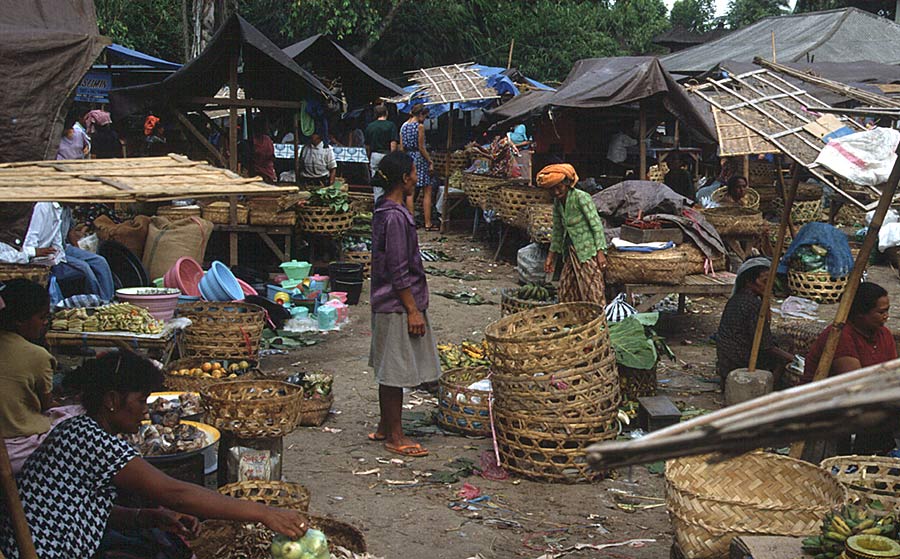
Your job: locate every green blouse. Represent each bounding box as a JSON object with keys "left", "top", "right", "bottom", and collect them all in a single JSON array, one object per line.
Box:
[{"left": 549, "top": 188, "right": 607, "bottom": 263}]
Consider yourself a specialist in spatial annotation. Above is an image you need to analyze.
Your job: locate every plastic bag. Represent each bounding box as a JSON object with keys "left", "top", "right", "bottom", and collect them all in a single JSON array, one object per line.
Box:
[
  {"left": 867, "top": 208, "right": 899, "bottom": 226},
  {"left": 77, "top": 233, "right": 99, "bottom": 253},
  {"left": 517, "top": 243, "right": 549, "bottom": 285},
  {"left": 879, "top": 222, "right": 900, "bottom": 252},
  {"left": 814, "top": 127, "right": 900, "bottom": 186},
  {"left": 605, "top": 292, "right": 637, "bottom": 323}
]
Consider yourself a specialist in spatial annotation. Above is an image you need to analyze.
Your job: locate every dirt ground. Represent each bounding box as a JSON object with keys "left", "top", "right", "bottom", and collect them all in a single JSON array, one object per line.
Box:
[{"left": 259, "top": 225, "right": 900, "bottom": 559}]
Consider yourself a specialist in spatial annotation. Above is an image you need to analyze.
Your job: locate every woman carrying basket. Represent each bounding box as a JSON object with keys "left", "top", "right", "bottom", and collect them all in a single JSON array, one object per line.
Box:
[{"left": 539, "top": 163, "right": 609, "bottom": 306}]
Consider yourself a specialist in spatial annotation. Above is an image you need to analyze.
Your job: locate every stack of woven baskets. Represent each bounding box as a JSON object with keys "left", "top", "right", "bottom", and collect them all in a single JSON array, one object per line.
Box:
[
  {"left": 498, "top": 185, "right": 552, "bottom": 229},
  {"left": 527, "top": 204, "right": 554, "bottom": 244},
  {"left": 485, "top": 303, "right": 620, "bottom": 482}
]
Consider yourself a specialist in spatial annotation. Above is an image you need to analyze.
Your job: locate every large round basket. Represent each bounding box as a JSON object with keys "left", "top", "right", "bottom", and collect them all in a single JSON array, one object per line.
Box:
[
  {"left": 605, "top": 247, "right": 689, "bottom": 286},
  {"left": 437, "top": 367, "right": 492, "bottom": 437},
  {"left": 164, "top": 357, "right": 260, "bottom": 392},
  {"left": 500, "top": 287, "right": 558, "bottom": 316},
  {"left": 527, "top": 204, "right": 554, "bottom": 244},
  {"left": 787, "top": 270, "right": 848, "bottom": 304},
  {"left": 202, "top": 201, "right": 249, "bottom": 225},
  {"left": 178, "top": 302, "right": 266, "bottom": 361},
  {"left": 201, "top": 380, "right": 304, "bottom": 438},
  {"left": 156, "top": 205, "right": 201, "bottom": 220},
  {"left": 711, "top": 187, "right": 761, "bottom": 211},
  {"left": 297, "top": 393, "right": 334, "bottom": 427},
  {"left": 218, "top": 480, "right": 310, "bottom": 512},
  {"left": 348, "top": 192, "right": 375, "bottom": 215},
  {"left": 681, "top": 244, "right": 727, "bottom": 275},
  {"left": 343, "top": 250, "right": 371, "bottom": 278},
  {"left": 484, "top": 302, "right": 613, "bottom": 375},
  {"left": 498, "top": 185, "right": 552, "bottom": 229},
  {"left": 189, "top": 516, "right": 366, "bottom": 559},
  {"left": 701, "top": 206, "right": 767, "bottom": 237},
  {"left": 821, "top": 455, "right": 900, "bottom": 513},
  {"left": 296, "top": 206, "right": 353, "bottom": 235},
  {"left": 248, "top": 196, "right": 297, "bottom": 226},
  {"left": 619, "top": 363, "right": 658, "bottom": 400},
  {"left": 666, "top": 451, "right": 847, "bottom": 559},
  {"left": 0, "top": 263, "right": 50, "bottom": 286}
]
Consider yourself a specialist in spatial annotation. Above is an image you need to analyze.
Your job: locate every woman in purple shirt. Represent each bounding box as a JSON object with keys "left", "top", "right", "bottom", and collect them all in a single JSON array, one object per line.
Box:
[{"left": 368, "top": 151, "right": 441, "bottom": 457}]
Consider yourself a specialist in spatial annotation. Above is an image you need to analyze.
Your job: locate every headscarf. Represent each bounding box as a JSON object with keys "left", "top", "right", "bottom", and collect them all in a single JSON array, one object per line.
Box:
[
  {"left": 536, "top": 163, "right": 579, "bottom": 189},
  {"left": 733, "top": 256, "right": 771, "bottom": 296},
  {"left": 144, "top": 115, "right": 160, "bottom": 136},
  {"left": 84, "top": 110, "right": 112, "bottom": 134}
]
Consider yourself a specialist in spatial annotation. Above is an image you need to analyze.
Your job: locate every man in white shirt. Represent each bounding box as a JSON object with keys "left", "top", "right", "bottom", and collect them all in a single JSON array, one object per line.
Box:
[
  {"left": 298, "top": 133, "right": 337, "bottom": 187},
  {"left": 73, "top": 112, "right": 91, "bottom": 157}
]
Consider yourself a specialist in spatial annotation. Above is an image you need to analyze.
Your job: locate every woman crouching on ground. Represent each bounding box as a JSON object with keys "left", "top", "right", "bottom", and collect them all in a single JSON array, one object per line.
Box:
[
  {"left": 368, "top": 151, "right": 441, "bottom": 457},
  {"left": 0, "top": 351, "right": 307, "bottom": 559}
]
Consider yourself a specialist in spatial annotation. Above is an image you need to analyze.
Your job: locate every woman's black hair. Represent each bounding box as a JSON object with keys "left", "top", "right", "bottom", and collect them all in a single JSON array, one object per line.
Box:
[
  {"left": 63, "top": 351, "right": 164, "bottom": 415},
  {"left": 850, "top": 282, "right": 888, "bottom": 317},
  {"left": 0, "top": 279, "right": 50, "bottom": 332},
  {"left": 372, "top": 151, "right": 414, "bottom": 193},
  {"left": 726, "top": 175, "right": 747, "bottom": 194},
  {"left": 735, "top": 265, "right": 768, "bottom": 292},
  {"left": 410, "top": 104, "right": 428, "bottom": 117}
]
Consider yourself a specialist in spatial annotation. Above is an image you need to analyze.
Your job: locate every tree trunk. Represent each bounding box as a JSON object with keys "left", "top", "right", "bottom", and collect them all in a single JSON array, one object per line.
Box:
[{"left": 354, "top": 0, "right": 410, "bottom": 61}]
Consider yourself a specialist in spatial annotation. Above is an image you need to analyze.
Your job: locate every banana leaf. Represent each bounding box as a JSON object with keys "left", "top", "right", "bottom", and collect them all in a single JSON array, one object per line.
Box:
[{"left": 608, "top": 316, "right": 658, "bottom": 370}]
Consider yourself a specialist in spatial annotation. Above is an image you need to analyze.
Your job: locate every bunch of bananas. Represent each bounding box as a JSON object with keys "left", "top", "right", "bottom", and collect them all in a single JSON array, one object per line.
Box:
[
  {"left": 803, "top": 504, "right": 897, "bottom": 558},
  {"left": 516, "top": 282, "right": 557, "bottom": 302},
  {"left": 438, "top": 340, "right": 489, "bottom": 370}
]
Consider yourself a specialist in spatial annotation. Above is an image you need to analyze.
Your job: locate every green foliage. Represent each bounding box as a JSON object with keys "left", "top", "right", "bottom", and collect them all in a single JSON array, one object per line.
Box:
[
  {"left": 606, "top": 0, "right": 671, "bottom": 54},
  {"left": 309, "top": 184, "right": 350, "bottom": 214},
  {"left": 669, "top": 0, "right": 716, "bottom": 32},
  {"left": 725, "top": 0, "right": 789, "bottom": 28},
  {"left": 95, "top": 0, "right": 185, "bottom": 62}
]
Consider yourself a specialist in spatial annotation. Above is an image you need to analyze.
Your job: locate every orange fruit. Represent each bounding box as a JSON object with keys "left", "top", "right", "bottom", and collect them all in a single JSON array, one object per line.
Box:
[
  {"left": 191, "top": 368, "right": 203, "bottom": 376},
  {"left": 212, "top": 362, "right": 222, "bottom": 370},
  {"left": 178, "top": 368, "right": 190, "bottom": 376},
  {"left": 201, "top": 362, "right": 213, "bottom": 372}
]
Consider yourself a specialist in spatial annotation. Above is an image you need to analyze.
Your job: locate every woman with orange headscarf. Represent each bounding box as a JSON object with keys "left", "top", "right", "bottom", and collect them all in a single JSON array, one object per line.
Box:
[{"left": 538, "top": 164, "right": 609, "bottom": 306}]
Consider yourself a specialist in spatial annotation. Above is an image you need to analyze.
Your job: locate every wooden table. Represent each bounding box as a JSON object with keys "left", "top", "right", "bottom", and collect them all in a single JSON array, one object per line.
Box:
[
  {"left": 623, "top": 272, "right": 736, "bottom": 313},
  {"left": 213, "top": 224, "right": 293, "bottom": 266},
  {"left": 46, "top": 328, "right": 181, "bottom": 365}
]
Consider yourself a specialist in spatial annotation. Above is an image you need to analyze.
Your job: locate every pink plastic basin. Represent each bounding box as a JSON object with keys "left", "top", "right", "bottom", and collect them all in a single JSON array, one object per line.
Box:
[
  {"left": 115, "top": 287, "right": 180, "bottom": 321},
  {"left": 236, "top": 278, "right": 258, "bottom": 296},
  {"left": 164, "top": 257, "right": 204, "bottom": 297}
]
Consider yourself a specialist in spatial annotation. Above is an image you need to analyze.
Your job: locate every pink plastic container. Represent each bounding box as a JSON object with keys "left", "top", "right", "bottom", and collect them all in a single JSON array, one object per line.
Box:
[
  {"left": 328, "top": 292, "right": 348, "bottom": 304},
  {"left": 164, "top": 257, "right": 204, "bottom": 297},
  {"left": 237, "top": 278, "right": 258, "bottom": 296},
  {"left": 324, "top": 299, "right": 349, "bottom": 322},
  {"left": 115, "top": 287, "right": 180, "bottom": 321}
]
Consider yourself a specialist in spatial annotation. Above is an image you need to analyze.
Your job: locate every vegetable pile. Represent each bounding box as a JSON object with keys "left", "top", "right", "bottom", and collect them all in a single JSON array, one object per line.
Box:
[
  {"left": 272, "top": 530, "right": 329, "bottom": 559},
  {"left": 51, "top": 303, "right": 163, "bottom": 334},
  {"left": 803, "top": 504, "right": 898, "bottom": 558},
  {"left": 438, "top": 341, "right": 489, "bottom": 370}
]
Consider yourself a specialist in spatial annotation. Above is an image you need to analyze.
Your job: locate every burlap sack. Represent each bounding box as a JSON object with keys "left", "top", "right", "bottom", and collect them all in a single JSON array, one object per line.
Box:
[
  {"left": 142, "top": 216, "right": 213, "bottom": 280},
  {"left": 94, "top": 215, "right": 151, "bottom": 259}
]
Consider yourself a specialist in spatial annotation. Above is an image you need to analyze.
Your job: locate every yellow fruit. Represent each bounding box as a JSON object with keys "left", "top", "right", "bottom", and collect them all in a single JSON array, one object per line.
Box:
[
  {"left": 212, "top": 362, "right": 222, "bottom": 370},
  {"left": 201, "top": 362, "right": 213, "bottom": 372},
  {"left": 228, "top": 373, "right": 237, "bottom": 378},
  {"left": 201, "top": 372, "right": 212, "bottom": 378},
  {"left": 191, "top": 368, "right": 203, "bottom": 376},
  {"left": 239, "top": 361, "right": 250, "bottom": 370},
  {"left": 229, "top": 363, "right": 241, "bottom": 372}
]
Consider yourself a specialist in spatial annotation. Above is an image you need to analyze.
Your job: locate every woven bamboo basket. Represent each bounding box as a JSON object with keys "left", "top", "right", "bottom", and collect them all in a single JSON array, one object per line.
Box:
[
  {"left": 771, "top": 318, "right": 823, "bottom": 357},
  {"left": 701, "top": 207, "right": 767, "bottom": 237},
  {"left": 748, "top": 161, "right": 777, "bottom": 187},
  {"left": 790, "top": 199, "right": 823, "bottom": 225},
  {"left": 202, "top": 201, "right": 249, "bottom": 225},
  {"left": 156, "top": 205, "right": 202, "bottom": 220},
  {"left": 297, "top": 393, "right": 334, "bottom": 427},
  {"left": 349, "top": 192, "right": 375, "bottom": 215},
  {"left": 0, "top": 263, "right": 50, "bottom": 286},
  {"left": 163, "top": 357, "right": 260, "bottom": 392},
  {"left": 681, "top": 244, "right": 727, "bottom": 275},
  {"left": 605, "top": 247, "right": 689, "bottom": 285},
  {"left": 462, "top": 173, "right": 515, "bottom": 211},
  {"left": 218, "top": 480, "right": 310, "bottom": 512},
  {"left": 797, "top": 182, "right": 823, "bottom": 201},
  {"left": 437, "top": 367, "right": 492, "bottom": 436},
  {"left": 431, "top": 150, "right": 470, "bottom": 179},
  {"left": 296, "top": 206, "right": 353, "bottom": 235},
  {"left": 619, "top": 363, "right": 658, "bottom": 400},
  {"left": 835, "top": 204, "right": 867, "bottom": 226},
  {"left": 343, "top": 250, "right": 371, "bottom": 278},
  {"left": 788, "top": 270, "right": 848, "bottom": 304},
  {"left": 189, "top": 516, "right": 366, "bottom": 559},
  {"left": 756, "top": 187, "right": 781, "bottom": 213},
  {"left": 485, "top": 303, "right": 613, "bottom": 375},
  {"left": 667, "top": 451, "right": 848, "bottom": 558},
  {"left": 178, "top": 302, "right": 266, "bottom": 361},
  {"left": 500, "top": 288, "right": 558, "bottom": 316},
  {"left": 248, "top": 197, "right": 297, "bottom": 226},
  {"left": 821, "top": 455, "right": 900, "bottom": 513},
  {"left": 711, "top": 186, "right": 760, "bottom": 211},
  {"left": 201, "top": 380, "right": 304, "bottom": 438},
  {"left": 647, "top": 162, "right": 669, "bottom": 182},
  {"left": 498, "top": 185, "right": 552, "bottom": 228},
  {"left": 527, "top": 204, "right": 554, "bottom": 244}
]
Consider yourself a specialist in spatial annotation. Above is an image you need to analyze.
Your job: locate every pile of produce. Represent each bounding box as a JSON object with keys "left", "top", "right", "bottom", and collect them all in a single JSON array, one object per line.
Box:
[
  {"left": 790, "top": 245, "right": 829, "bottom": 273},
  {"left": 51, "top": 303, "right": 163, "bottom": 334},
  {"left": 514, "top": 282, "right": 557, "bottom": 302},
  {"left": 168, "top": 360, "right": 253, "bottom": 380},
  {"left": 272, "top": 530, "right": 329, "bottom": 559},
  {"left": 309, "top": 184, "right": 350, "bottom": 213},
  {"left": 438, "top": 340, "right": 489, "bottom": 369},
  {"left": 126, "top": 420, "right": 207, "bottom": 457},
  {"left": 803, "top": 504, "right": 898, "bottom": 558},
  {"left": 342, "top": 235, "right": 371, "bottom": 253},
  {"left": 204, "top": 523, "right": 380, "bottom": 559},
  {"left": 148, "top": 393, "right": 201, "bottom": 421}
]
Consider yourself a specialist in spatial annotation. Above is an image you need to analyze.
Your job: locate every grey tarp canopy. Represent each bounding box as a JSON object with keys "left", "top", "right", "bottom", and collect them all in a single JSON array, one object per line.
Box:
[
  {"left": 283, "top": 35, "right": 404, "bottom": 108},
  {"left": 0, "top": 0, "right": 109, "bottom": 162},
  {"left": 488, "top": 56, "right": 716, "bottom": 143},
  {"left": 110, "top": 14, "right": 334, "bottom": 119},
  {"left": 662, "top": 8, "right": 900, "bottom": 75}
]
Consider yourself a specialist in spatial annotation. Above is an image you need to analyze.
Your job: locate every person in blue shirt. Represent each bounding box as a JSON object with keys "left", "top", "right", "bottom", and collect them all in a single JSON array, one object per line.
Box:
[{"left": 507, "top": 123, "right": 531, "bottom": 149}]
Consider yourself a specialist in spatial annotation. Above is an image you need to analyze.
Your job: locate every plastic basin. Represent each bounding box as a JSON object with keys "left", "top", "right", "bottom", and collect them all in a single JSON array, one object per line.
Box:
[
  {"left": 165, "top": 257, "right": 204, "bottom": 297},
  {"left": 116, "top": 287, "right": 180, "bottom": 320},
  {"left": 280, "top": 260, "right": 312, "bottom": 281},
  {"left": 199, "top": 261, "right": 245, "bottom": 301},
  {"left": 236, "top": 278, "right": 258, "bottom": 296}
]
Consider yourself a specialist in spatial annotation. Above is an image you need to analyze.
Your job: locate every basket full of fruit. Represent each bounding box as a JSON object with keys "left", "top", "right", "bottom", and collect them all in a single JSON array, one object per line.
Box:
[
  {"left": 201, "top": 380, "right": 305, "bottom": 438},
  {"left": 164, "top": 358, "right": 258, "bottom": 393},
  {"left": 500, "top": 283, "right": 558, "bottom": 316},
  {"left": 801, "top": 504, "right": 898, "bottom": 559}
]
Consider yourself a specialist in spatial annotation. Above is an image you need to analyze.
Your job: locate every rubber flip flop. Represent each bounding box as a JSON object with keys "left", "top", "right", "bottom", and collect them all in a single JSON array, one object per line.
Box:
[
  {"left": 367, "top": 432, "right": 386, "bottom": 441},
  {"left": 385, "top": 442, "right": 429, "bottom": 457}
]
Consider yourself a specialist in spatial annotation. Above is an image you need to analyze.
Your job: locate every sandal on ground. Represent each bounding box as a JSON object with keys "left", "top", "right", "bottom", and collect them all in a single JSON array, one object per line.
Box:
[
  {"left": 367, "top": 432, "right": 386, "bottom": 441},
  {"left": 424, "top": 225, "right": 439, "bottom": 231},
  {"left": 385, "top": 442, "right": 429, "bottom": 457}
]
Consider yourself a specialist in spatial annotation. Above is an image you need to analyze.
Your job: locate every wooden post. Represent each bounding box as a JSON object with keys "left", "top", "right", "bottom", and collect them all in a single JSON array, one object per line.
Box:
[
  {"left": 0, "top": 438, "right": 38, "bottom": 559},
  {"left": 292, "top": 111, "right": 300, "bottom": 185},
  {"left": 776, "top": 156, "right": 799, "bottom": 239},
  {"left": 441, "top": 103, "right": 455, "bottom": 233},
  {"left": 507, "top": 39, "right": 515, "bottom": 69},
  {"left": 228, "top": 50, "right": 239, "bottom": 266},
  {"left": 743, "top": 155, "right": 750, "bottom": 181},
  {"left": 639, "top": 102, "right": 647, "bottom": 181},
  {"left": 748, "top": 163, "right": 800, "bottom": 371}
]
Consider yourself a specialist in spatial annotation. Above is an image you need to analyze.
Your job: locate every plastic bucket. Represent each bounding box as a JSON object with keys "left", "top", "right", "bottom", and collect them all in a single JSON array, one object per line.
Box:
[
  {"left": 328, "top": 262, "right": 364, "bottom": 283},
  {"left": 332, "top": 279, "right": 363, "bottom": 305}
]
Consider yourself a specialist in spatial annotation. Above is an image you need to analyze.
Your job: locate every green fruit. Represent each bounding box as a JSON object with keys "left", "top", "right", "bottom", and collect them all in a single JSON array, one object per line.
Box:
[{"left": 824, "top": 531, "right": 847, "bottom": 542}]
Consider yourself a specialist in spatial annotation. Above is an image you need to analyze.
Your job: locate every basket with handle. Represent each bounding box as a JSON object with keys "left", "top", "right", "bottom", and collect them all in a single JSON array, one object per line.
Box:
[
  {"left": 500, "top": 287, "right": 558, "bottom": 316},
  {"left": 178, "top": 302, "right": 266, "bottom": 361},
  {"left": 821, "top": 455, "right": 900, "bottom": 514},
  {"left": 296, "top": 206, "right": 353, "bottom": 235},
  {"left": 201, "top": 380, "right": 305, "bottom": 438},
  {"left": 436, "top": 367, "right": 492, "bottom": 437},
  {"left": 527, "top": 203, "right": 554, "bottom": 244},
  {"left": 0, "top": 263, "right": 51, "bottom": 286},
  {"left": 787, "top": 270, "right": 848, "bottom": 304},
  {"left": 202, "top": 201, "right": 249, "bottom": 225},
  {"left": 217, "top": 480, "right": 310, "bottom": 512},
  {"left": 498, "top": 185, "right": 552, "bottom": 228}
]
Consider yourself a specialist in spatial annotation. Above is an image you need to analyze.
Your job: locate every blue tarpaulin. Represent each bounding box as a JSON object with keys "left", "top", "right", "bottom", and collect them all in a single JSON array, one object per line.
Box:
[{"left": 106, "top": 43, "right": 181, "bottom": 70}]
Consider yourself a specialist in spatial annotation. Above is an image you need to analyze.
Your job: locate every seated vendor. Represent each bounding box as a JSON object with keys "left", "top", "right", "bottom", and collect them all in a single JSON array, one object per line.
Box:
[
  {"left": 664, "top": 153, "right": 695, "bottom": 201},
  {"left": 0, "top": 351, "right": 308, "bottom": 559},
  {"left": 0, "top": 279, "right": 82, "bottom": 474},
  {"left": 717, "top": 176, "right": 750, "bottom": 207},
  {"left": 716, "top": 257, "right": 793, "bottom": 385}
]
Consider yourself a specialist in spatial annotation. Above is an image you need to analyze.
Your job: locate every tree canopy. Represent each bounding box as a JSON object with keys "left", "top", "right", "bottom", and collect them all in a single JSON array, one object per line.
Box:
[
  {"left": 669, "top": 0, "right": 717, "bottom": 32},
  {"left": 724, "top": 0, "right": 789, "bottom": 28}
]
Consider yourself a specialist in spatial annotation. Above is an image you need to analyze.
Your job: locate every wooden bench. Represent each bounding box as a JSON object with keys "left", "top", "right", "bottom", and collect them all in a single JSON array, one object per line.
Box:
[{"left": 623, "top": 272, "right": 736, "bottom": 313}]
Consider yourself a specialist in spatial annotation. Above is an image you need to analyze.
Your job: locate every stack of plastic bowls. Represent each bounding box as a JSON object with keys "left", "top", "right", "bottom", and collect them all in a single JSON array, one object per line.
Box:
[{"left": 198, "top": 261, "right": 245, "bottom": 301}]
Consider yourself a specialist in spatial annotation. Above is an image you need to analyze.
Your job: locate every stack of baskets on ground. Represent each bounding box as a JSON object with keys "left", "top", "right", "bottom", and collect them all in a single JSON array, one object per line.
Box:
[
  {"left": 498, "top": 185, "right": 552, "bottom": 229},
  {"left": 667, "top": 451, "right": 847, "bottom": 558},
  {"left": 484, "top": 303, "right": 621, "bottom": 482}
]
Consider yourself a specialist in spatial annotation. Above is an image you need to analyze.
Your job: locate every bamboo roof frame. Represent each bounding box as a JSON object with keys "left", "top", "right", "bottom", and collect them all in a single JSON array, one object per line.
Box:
[
  {"left": 0, "top": 154, "right": 297, "bottom": 203},
  {"left": 688, "top": 67, "right": 880, "bottom": 211},
  {"left": 399, "top": 62, "right": 500, "bottom": 106}
]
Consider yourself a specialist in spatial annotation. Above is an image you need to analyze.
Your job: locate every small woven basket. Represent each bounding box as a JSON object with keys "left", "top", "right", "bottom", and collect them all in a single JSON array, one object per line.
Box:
[
  {"left": 500, "top": 288, "right": 558, "bottom": 316},
  {"left": 437, "top": 367, "right": 492, "bottom": 437},
  {"left": 527, "top": 204, "right": 554, "bottom": 244},
  {"left": 202, "top": 201, "right": 249, "bottom": 225},
  {"left": 201, "top": 380, "right": 304, "bottom": 438},
  {"left": 0, "top": 263, "right": 50, "bottom": 286},
  {"left": 667, "top": 451, "right": 848, "bottom": 558},
  {"left": 787, "top": 270, "right": 848, "bottom": 304},
  {"left": 821, "top": 455, "right": 900, "bottom": 513},
  {"left": 748, "top": 160, "right": 777, "bottom": 187},
  {"left": 248, "top": 196, "right": 297, "bottom": 226},
  {"left": 343, "top": 250, "right": 371, "bottom": 278},
  {"left": 605, "top": 247, "right": 689, "bottom": 285},
  {"left": 297, "top": 393, "right": 334, "bottom": 427},
  {"left": 156, "top": 205, "right": 202, "bottom": 220},
  {"left": 178, "top": 302, "right": 266, "bottom": 361},
  {"left": 701, "top": 206, "right": 767, "bottom": 237},
  {"left": 218, "top": 480, "right": 310, "bottom": 511},
  {"left": 619, "top": 363, "right": 658, "bottom": 400},
  {"left": 498, "top": 185, "right": 552, "bottom": 228},
  {"left": 163, "top": 357, "right": 259, "bottom": 392},
  {"left": 711, "top": 186, "right": 761, "bottom": 211},
  {"left": 485, "top": 302, "right": 613, "bottom": 375},
  {"left": 296, "top": 206, "right": 353, "bottom": 235}
]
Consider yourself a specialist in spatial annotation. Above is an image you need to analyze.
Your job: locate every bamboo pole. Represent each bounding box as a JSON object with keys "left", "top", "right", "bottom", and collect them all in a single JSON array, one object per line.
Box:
[
  {"left": 228, "top": 50, "right": 239, "bottom": 266},
  {"left": 639, "top": 102, "right": 647, "bottom": 180},
  {"left": 292, "top": 112, "right": 300, "bottom": 185},
  {"left": 748, "top": 163, "right": 800, "bottom": 371},
  {"left": 507, "top": 39, "right": 515, "bottom": 70},
  {"left": 775, "top": 156, "right": 799, "bottom": 239},
  {"left": 0, "top": 437, "right": 38, "bottom": 559},
  {"left": 441, "top": 103, "right": 455, "bottom": 233}
]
